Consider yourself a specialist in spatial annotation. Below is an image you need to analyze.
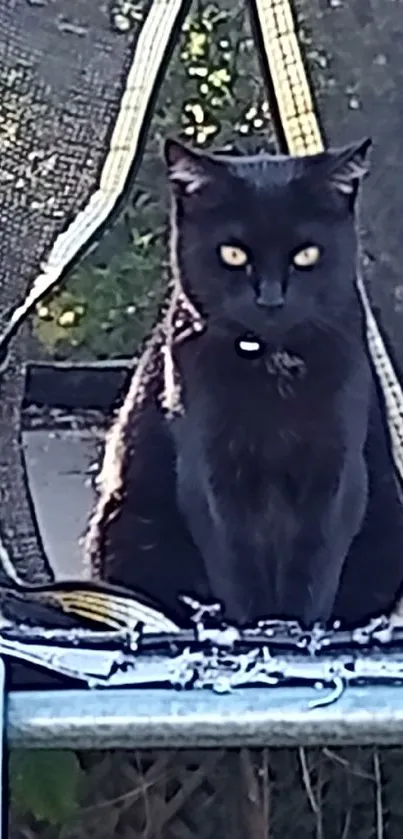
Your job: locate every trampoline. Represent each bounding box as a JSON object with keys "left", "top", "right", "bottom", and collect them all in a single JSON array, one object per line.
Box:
[{"left": 3, "top": 0, "right": 403, "bottom": 837}]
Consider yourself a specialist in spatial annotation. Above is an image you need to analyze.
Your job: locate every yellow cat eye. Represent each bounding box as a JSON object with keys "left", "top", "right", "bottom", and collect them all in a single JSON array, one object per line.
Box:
[
  {"left": 292, "top": 245, "right": 321, "bottom": 269},
  {"left": 219, "top": 244, "right": 249, "bottom": 268}
]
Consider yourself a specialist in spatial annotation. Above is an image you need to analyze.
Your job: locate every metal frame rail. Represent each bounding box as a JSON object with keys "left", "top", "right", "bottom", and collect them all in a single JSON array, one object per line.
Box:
[{"left": 6, "top": 683, "right": 403, "bottom": 750}]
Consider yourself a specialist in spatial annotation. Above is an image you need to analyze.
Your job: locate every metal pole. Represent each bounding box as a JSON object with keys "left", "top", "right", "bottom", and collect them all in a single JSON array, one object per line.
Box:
[{"left": 0, "top": 658, "right": 7, "bottom": 839}]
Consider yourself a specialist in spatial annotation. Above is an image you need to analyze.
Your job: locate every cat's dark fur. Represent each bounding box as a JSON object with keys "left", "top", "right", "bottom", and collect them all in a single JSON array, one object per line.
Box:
[{"left": 95, "top": 139, "right": 403, "bottom": 628}]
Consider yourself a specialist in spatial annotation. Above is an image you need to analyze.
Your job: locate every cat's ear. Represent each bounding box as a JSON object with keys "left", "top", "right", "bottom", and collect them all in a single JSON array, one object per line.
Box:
[
  {"left": 326, "top": 138, "right": 372, "bottom": 197},
  {"left": 163, "top": 138, "right": 215, "bottom": 196}
]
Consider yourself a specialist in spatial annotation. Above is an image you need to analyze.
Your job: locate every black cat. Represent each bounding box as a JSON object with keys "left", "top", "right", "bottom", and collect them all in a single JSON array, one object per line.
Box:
[{"left": 87, "top": 138, "right": 403, "bottom": 629}]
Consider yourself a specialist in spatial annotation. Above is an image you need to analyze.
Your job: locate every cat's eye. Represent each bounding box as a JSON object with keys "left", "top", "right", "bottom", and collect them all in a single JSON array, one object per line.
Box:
[
  {"left": 292, "top": 245, "right": 321, "bottom": 269},
  {"left": 219, "top": 244, "right": 249, "bottom": 268}
]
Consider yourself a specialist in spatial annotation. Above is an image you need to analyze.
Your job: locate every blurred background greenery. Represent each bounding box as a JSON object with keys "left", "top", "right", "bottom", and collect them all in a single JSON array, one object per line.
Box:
[{"left": 32, "top": 0, "right": 279, "bottom": 361}]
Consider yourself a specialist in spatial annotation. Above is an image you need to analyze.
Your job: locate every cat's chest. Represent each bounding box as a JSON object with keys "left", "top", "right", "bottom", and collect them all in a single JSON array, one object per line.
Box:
[
  {"left": 170, "top": 375, "right": 336, "bottom": 504},
  {"left": 171, "top": 337, "right": 348, "bottom": 494}
]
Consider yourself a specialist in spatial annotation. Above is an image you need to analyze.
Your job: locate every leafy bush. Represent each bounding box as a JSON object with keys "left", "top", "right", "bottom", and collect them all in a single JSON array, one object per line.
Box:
[{"left": 10, "top": 750, "right": 81, "bottom": 826}]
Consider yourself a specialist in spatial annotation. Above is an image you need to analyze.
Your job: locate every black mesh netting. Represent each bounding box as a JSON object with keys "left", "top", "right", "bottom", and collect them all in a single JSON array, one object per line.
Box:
[
  {"left": 0, "top": 0, "right": 155, "bottom": 325},
  {"left": 0, "top": 0, "right": 171, "bottom": 583}
]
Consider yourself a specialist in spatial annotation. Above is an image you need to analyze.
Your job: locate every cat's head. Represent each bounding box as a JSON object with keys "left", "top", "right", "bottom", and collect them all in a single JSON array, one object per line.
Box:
[{"left": 164, "top": 137, "right": 371, "bottom": 341}]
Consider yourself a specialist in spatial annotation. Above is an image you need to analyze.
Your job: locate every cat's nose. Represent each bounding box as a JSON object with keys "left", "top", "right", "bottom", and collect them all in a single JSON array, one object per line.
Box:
[{"left": 256, "top": 282, "right": 285, "bottom": 309}]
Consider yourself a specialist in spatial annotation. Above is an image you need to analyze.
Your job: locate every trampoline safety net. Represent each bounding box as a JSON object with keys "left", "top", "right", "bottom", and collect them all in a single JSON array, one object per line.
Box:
[{"left": 0, "top": 0, "right": 190, "bottom": 583}]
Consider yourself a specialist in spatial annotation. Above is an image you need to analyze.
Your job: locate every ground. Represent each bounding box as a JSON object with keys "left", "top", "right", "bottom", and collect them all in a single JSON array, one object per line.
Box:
[{"left": 22, "top": 419, "right": 100, "bottom": 579}]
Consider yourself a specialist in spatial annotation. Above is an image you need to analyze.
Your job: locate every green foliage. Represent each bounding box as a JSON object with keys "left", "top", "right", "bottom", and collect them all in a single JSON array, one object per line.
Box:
[
  {"left": 33, "top": 0, "right": 277, "bottom": 360},
  {"left": 35, "top": 230, "right": 165, "bottom": 360},
  {"left": 10, "top": 749, "right": 81, "bottom": 826}
]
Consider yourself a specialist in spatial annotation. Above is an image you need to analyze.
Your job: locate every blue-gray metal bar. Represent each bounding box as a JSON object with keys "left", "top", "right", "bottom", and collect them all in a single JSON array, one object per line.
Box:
[
  {"left": 0, "top": 659, "right": 6, "bottom": 839},
  {"left": 7, "top": 685, "right": 403, "bottom": 750}
]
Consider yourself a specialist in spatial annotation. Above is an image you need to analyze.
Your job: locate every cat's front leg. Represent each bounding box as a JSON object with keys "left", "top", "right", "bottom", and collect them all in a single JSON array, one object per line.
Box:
[
  {"left": 280, "top": 457, "right": 369, "bottom": 626},
  {"left": 176, "top": 475, "right": 250, "bottom": 620}
]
